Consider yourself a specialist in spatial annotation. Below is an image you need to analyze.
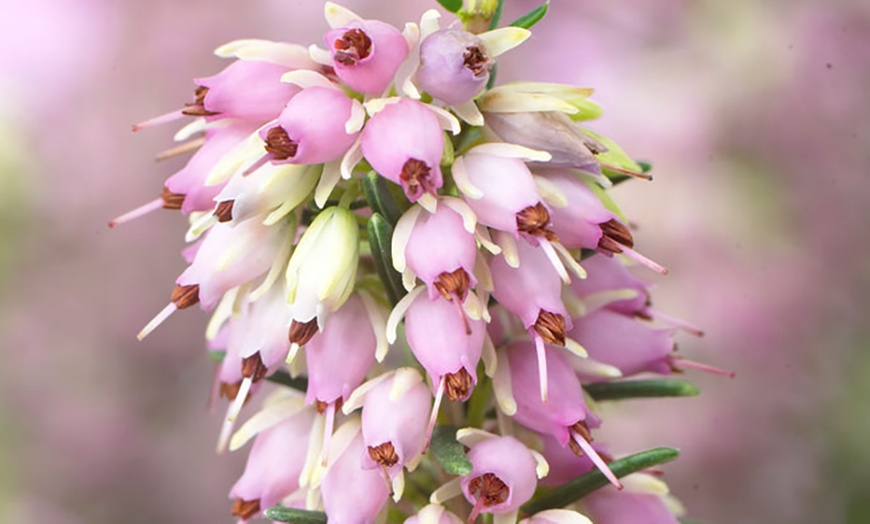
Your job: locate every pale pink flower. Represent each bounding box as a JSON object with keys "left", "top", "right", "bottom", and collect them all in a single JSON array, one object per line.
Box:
[
  {"left": 416, "top": 28, "right": 494, "bottom": 105},
  {"left": 461, "top": 436, "right": 539, "bottom": 520},
  {"left": 195, "top": 60, "right": 301, "bottom": 123},
  {"left": 322, "top": 422, "right": 391, "bottom": 523},
  {"left": 325, "top": 19, "right": 409, "bottom": 94}
]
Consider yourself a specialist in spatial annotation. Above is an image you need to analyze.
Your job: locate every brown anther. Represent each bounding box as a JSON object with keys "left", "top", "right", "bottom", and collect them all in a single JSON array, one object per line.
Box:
[
  {"left": 567, "top": 420, "right": 594, "bottom": 457},
  {"left": 160, "top": 186, "right": 185, "bottom": 210},
  {"left": 444, "top": 368, "right": 474, "bottom": 401},
  {"left": 434, "top": 269, "right": 471, "bottom": 302},
  {"left": 213, "top": 200, "right": 234, "bottom": 222},
  {"left": 288, "top": 318, "right": 319, "bottom": 347},
  {"left": 597, "top": 219, "right": 634, "bottom": 255},
  {"left": 231, "top": 498, "right": 261, "bottom": 520},
  {"left": 182, "top": 85, "right": 219, "bottom": 117},
  {"left": 467, "top": 473, "right": 510, "bottom": 508},
  {"left": 463, "top": 46, "right": 491, "bottom": 77},
  {"left": 241, "top": 352, "right": 269, "bottom": 383},
  {"left": 400, "top": 158, "right": 431, "bottom": 197},
  {"left": 170, "top": 284, "right": 200, "bottom": 309},
  {"left": 264, "top": 126, "right": 298, "bottom": 160},
  {"left": 333, "top": 28, "right": 373, "bottom": 65},
  {"left": 219, "top": 380, "right": 242, "bottom": 401},
  {"left": 516, "top": 203, "right": 558, "bottom": 241},
  {"left": 315, "top": 398, "right": 343, "bottom": 414},
  {"left": 533, "top": 310, "right": 566, "bottom": 346},
  {"left": 367, "top": 442, "right": 400, "bottom": 468}
]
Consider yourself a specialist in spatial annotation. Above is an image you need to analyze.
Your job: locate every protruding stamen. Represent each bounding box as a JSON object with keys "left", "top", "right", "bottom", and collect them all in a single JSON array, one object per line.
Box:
[
  {"left": 160, "top": 187, "right": 186, "bottom": 210},
  {"left": 644, "top": 309, "right": 705, "bottom": 337},
  {"left": 333, "top": 28, "right": 372, "bottom": 65},
  {"left": 132, "top": 109, "right": 186, "bottom": 132},
  {"left": 467, "top": 473, "right": 509, "bottom": 523},
  {"left": 171, "top": 284, "right": 201, "bottom": 309},
  {"left": 219, "top": 380, "right": 243, "bottom": 401},
  {"left": 600, "top": 163, "right": 653, "bottom": 181},
  {"left": 320, "top": 401, "right": 338, "bottom": 467},
  {"left": 618, "top": 245, "right": 669, "bottom": 275},
  {"left": 155, "top": 137, "right": 206, "bottom": 162},
  {"left": 444, "top": 368, "right": 474, "bottom": 401},
  {"left": 137, "top": 303, "right": 177, "bottom": 341},
  {"left": 241, "top": 352, "right": 269, "bottom": 383},
  {"left": 516, "top": 203, "right": 557, "bottom": 241},
  {"left": 568, "top": 423, "right": 622, "bottom": 489},
  {"left": 597, "top": 219, "right": 668, "bottom": 275},
  {"left": 108, "top": 198, "right": 164, "bottom": 228},
  {"left": 264, "top": 126, "right": 298, "bottom": 160},
  {"left": 532, "top": 335, "right": 549, "bottom": 403},
  {"left": 231, "top": 498, "right": 261, "bottom": 520},
  {"left": 400, "top": 158, "right": 431, "bottom": 200},
  {"left": 424, "top": 377, "right": 446, "bottom": 453},
  {"left": 213, "top": 200, "right": 235, "bottom": 223},
  {"left": 669, "top": 357, "right": 735, "bottom": 378},
  {"left": 218, "top": 376, "right": 253, "bottom": 453}
]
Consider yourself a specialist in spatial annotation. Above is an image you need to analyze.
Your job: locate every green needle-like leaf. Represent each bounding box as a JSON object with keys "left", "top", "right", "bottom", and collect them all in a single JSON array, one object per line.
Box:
[
  {"left": 436, "top": 0, "right": 463, "bottom": 13},
  {"left": 585, "top": 379, "right": 700, "bottom": 401},
  {"left": 264, "top": 507, "right": 328, "bottom": 524},
  {"left": 509, "top": 1, "right": 549, "bottom": 29},
  {"left": 522, "top": 447, "right": 680, "bottom": 514},
  {"left": 266, "top": 371, "right": 309, "bottom": 392},
  {"left": 637, "top": 160, "right": 653, "bottom": 173},
  {"left": 367, "top": 213, "right": 406, "bottom": 307},
  {"left": 430, "top": 426, "right": 473, "bottom": 476},
  {"left": 488, "top": 0, "right": 505, "bottom": 29},
  {"left": 363, "top": 171, "right": 404, "bottom": 226}
]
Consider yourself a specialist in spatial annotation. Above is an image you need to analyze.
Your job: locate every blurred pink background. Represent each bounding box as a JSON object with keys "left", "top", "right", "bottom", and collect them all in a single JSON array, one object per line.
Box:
[{"left": 1, "top": 0, "right": 868, "bottom": 522}]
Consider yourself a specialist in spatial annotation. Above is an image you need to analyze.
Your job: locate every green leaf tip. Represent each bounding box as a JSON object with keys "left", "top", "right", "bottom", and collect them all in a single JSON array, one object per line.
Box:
[
  {"left": 436, "top": 0, "right": 463, "bottom": 13},
  {"left": 510, "top": 1, "right": 549, "bottom": 29},
  {"left": 265, "top": 371, "right": 309, "bottom": 392},
  {"left": 362, "top": 171, "right": 404, "bottom": 226},
  {"left": 585, "top": 379, "right": 700, "bottom": 401},
  {"left": 430, "top": 425, "right": 473, "bottom": 476},
  {"left": 264, "top": 507, "right": 328, "bottom": 524},
  {"left": 367, "top": 213, "right": 406, "bottom": 307},
  {"left": 521, "top": 447, "right": 680, "bottom": 514}
]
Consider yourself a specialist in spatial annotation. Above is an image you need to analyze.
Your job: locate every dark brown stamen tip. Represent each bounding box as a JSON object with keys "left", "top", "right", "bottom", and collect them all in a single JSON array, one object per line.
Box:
[
  {"left": 213, "top": 200, "right": 234, "bottom": 223},
  {"left": 568, "top": 420, "right": 594, "bottom": 457},
  {"left": 597, "top": 219, "right": 634, "bottom": 255},
  {"left": 170, "top": 284, "right": 200, "bottom": 309},
  {"left": 434, "top": 269, "right": 471, "bottom": 302},
  {"left": 160, "top": 186, "right": 185, "bottom": 210},
  {"left": 182, "top": 85, "right": 220, "bottom": 117},
  {"left": 220, "top": 380, "right": 243, "bottom": 401},
  {"left": 533, "top": 310, "right": 566, "bottom": 347},
  {"left": 231, "top": 498, "right": 261, "bottom": 520},
  {"left": 333, "top": 28, "right": 373, "bottom": 66},
  {"left": 467, "top": 472, "right": 510, "bottom": 508},
  {"left": 288, "top": 318, "right": 319, "bottom": 347},
  {"left": 463, "top": 46, "right": 491, "bottom": 77},
  {"left": 445, "top": 368, "right": 474, "bottom": 401},
  {"left": 315, "top": 398, "right": 343, "bottom": 414},
  {"left": 241, "top": 352, "right": 269, "bottom": 383},
  {"left": 264, "top": 126, "right": 298, "bottom": 160},
  {"left": 400, "top": 158, "right": 431, "bottom": 198},
  {"left": 516, "top": 203, "right": 558, "bottom": 241},
  {"left": 368, "top": 442, "right": 399, "bottom": 468}
]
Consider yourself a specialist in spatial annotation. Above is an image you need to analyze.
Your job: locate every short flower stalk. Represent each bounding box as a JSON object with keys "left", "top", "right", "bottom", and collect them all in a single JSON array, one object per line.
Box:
[{"left": 118, "top": 1, "right": 728, "bottom": 522}]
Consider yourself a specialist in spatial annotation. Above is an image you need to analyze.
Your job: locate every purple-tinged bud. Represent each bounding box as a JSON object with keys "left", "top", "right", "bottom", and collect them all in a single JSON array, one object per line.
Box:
[
  {"left": 260, "top": 86, "right": 359, "bottom": 165},
  {"left": 361, "top": 99, "right": 444, "bottom": 202},
  {"left": 537, "top": 169, "right": 617, "bottom": 250},
  {"left": 325, "top": 18, "right": 409, "bottom": 95},
  {"left": 404, "top": 292, "right": 485, "bottom": 402},
  {"left": 305, "top": 294, "right": 377, "bottom": 407},
  {"left": 229, "top": 405, "right": 315, "bottom": 521},
  {"left": 404, "top": 504, "right": 463, "bottom": 524},
  {"left": 417, "top": 29, "right": 494, "bottom": 105},
  {"left": 360, "top": 369, "right": 431, "bottom": 481},
  {"left": 461, "top": 436, "right": 539, "bottom": 520},
  {"left": 402, "top": 203, "right": 478, "bottom": 302},
  {"left": 195, "top": 60, "right": 301, "bottom": 123},
  {"left": 322, "top": 420, "right": 391, "bottom": 523}
]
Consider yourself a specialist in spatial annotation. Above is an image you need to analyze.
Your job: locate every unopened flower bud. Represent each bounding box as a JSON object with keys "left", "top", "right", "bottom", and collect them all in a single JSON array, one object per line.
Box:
[{"left": 417, "top": 29, "right": 494, "bottom": 105}]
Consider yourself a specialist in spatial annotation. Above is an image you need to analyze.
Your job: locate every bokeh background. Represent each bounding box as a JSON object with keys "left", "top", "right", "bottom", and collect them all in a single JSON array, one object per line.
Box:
[{"left": 1, "top": 0, "right": 868, "bottom": 522}]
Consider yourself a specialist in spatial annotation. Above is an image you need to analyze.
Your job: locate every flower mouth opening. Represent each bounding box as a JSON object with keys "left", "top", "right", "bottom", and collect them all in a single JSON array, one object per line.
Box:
[
  {"left": 463, "top": 46, "right": 491, "bottom": 77},
  {"left": 264, "top": 126, "right": 299, "bottom": 160},
  {"left": 171, "top": 284, "right": 200, "bottom": 309},
  {"left": 333, "top": 28, "right": 373, "bottom": 66},
  {"left": 182, "top": 86, "right": 219, "bottom": 117},
  {"left": 231, "top": 498, "right": 261, "bottom": 520},
  {"left": 400, "top": 158, "right": 432, "bottom": 199},
  {"left": 367, "top": 441, "right": 399, "bottom": 468},
  {"left": 533, "top": 310, "right": 566, "bottom": 346},
  {"left": 434, "top": 268, "right": 472, "bottom": 303},
  {"left": 516, "top": 203, "right": 558, "bottom": 241},
  {"left": 468, "top": 472, "right": 510, "bottom": 508},
  {"left": 445, "top": 367, "right": 474, "bottom": 401}
]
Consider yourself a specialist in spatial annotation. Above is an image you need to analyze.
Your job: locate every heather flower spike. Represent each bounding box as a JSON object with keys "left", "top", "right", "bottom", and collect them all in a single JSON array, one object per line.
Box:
[{"left": 123, "top": 2, "right": 716, "bottom": 522}]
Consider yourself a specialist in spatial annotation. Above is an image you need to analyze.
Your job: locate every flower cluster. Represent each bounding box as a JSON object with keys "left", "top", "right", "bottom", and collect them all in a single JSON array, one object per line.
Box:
[{"left": 118, "top": 2, "right": 730, "bottom": 523}]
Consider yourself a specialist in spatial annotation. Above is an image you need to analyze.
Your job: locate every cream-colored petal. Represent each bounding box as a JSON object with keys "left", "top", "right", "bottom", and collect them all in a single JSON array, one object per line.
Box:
[
  {"left": 622, "top": 472, "right": 670, "bottom": 495},
  {"left": 390, "top": 367, "right": 424, "bottom": 400},
  {"left": 493, "top": 510, "right": 520, "bottom": 524},
  {"left": 479, "top": 91, "right": 579, "bottom": 114},
  {"left": 173, "top": 118, "right": 206, "bottom": 141},
  {"left": 564, "top": 337, "right": 588, "bottom": 358},
  {"left": 451, "top": 156, "right": 484, "bottom": 200},
  {"left": 386, "top": 286, "right": 424, "bottom": 344},
  {"left": 553, "top": 241, "right": 587, "bottom": 280},
  {"left": 215, "top": 39, "right": 316, "bottom": 69},
  {"left": 467, "top": 142, "right": 551, "bottom": 162},
  {"left": 229, "top": 398, "right": 306, "bottom": 451},
  {"left": 324, "top": 2, "right": 363, "bottom": 29},
  {"left": 419, "top": 9, "right": 442, "bottom": 39},
  {"left": 492, "top": 348, "right": 517, "bottom": 415},
  {"left": 342, "top": 371, "right": 394, "bottom": 414},
  {"left": 429, "top": 478, "right": 463, "bottom": 504},
  {"left": 280, "top": 69, "right": 337, "bottom": 90},
  {"left": 340, "top": 138, "right": 364, "bottom": 180},
  {"left": 456, "top": 427, "right": 498, "bottom": 448},
  {"left": 530, "top": 449, "right": 550, "bottom": 479},
  {"left": 479, "top": 27, "right": 531, "bottom": 57},
  {"left": 441, "top": 197, "right": 478, "bottom": 232},
  {"left": 481, "top": 334, "right": 497, "bottom": 377},
  {"left": 570, "top": 356, "right": 622, "bottom": 379},
  {"left": 424, "top": 104, "right": 462, "bottom": 135},
  {"left": 493, "top": 231, "right": 519, "bottom": 268},
  {"left": 451, "top": 99, "right": 485, "bottom": 127},
  {"left": 359, "top": 289, "right": 390, "bottom": 362},
  {"left": 535, "top": 175, "right": 568, "bottom": 208},
  {"left": 391, "top": 204, "right": 423, "bottom": 272},
  {"left": 308, "top": 44, "right": 333, "bottom": 66},
  {"left": 391, "top": 470, "right": 405, "bottom": 502}
]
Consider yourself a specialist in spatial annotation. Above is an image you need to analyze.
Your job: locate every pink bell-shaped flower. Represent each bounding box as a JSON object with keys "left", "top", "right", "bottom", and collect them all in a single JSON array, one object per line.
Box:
[
  {"left": 537, "top": 168, "right": 617, "bottom": 250},
  {"left": 416, "top": 29, "right": 494, "bottom": 105},
  {"left": 228, "top": 405, "right": 315, "bottom": 521},
  {"left": 259, "top": 86, "right": 359, "bottom": 166},
  {"left": 568, "top": 254, "right": 650, "bottom": 317},
  {"left": 325, "top": 19, "right": 409, "bottom": 95},
  {"left": 196, "top": 59, "right": 301, "bottom": 123},
  {"left": 582, "top": 487, "right": 680, "bottom": 524},
  {"left": 360, "top": 99, "right": 444, "bottom": 202},
  {"left": 460, "top": 436, "right": 539, "bottom": 520},
  {"left": 403, "top": 504, "right": 463, "bottom": 524}
]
